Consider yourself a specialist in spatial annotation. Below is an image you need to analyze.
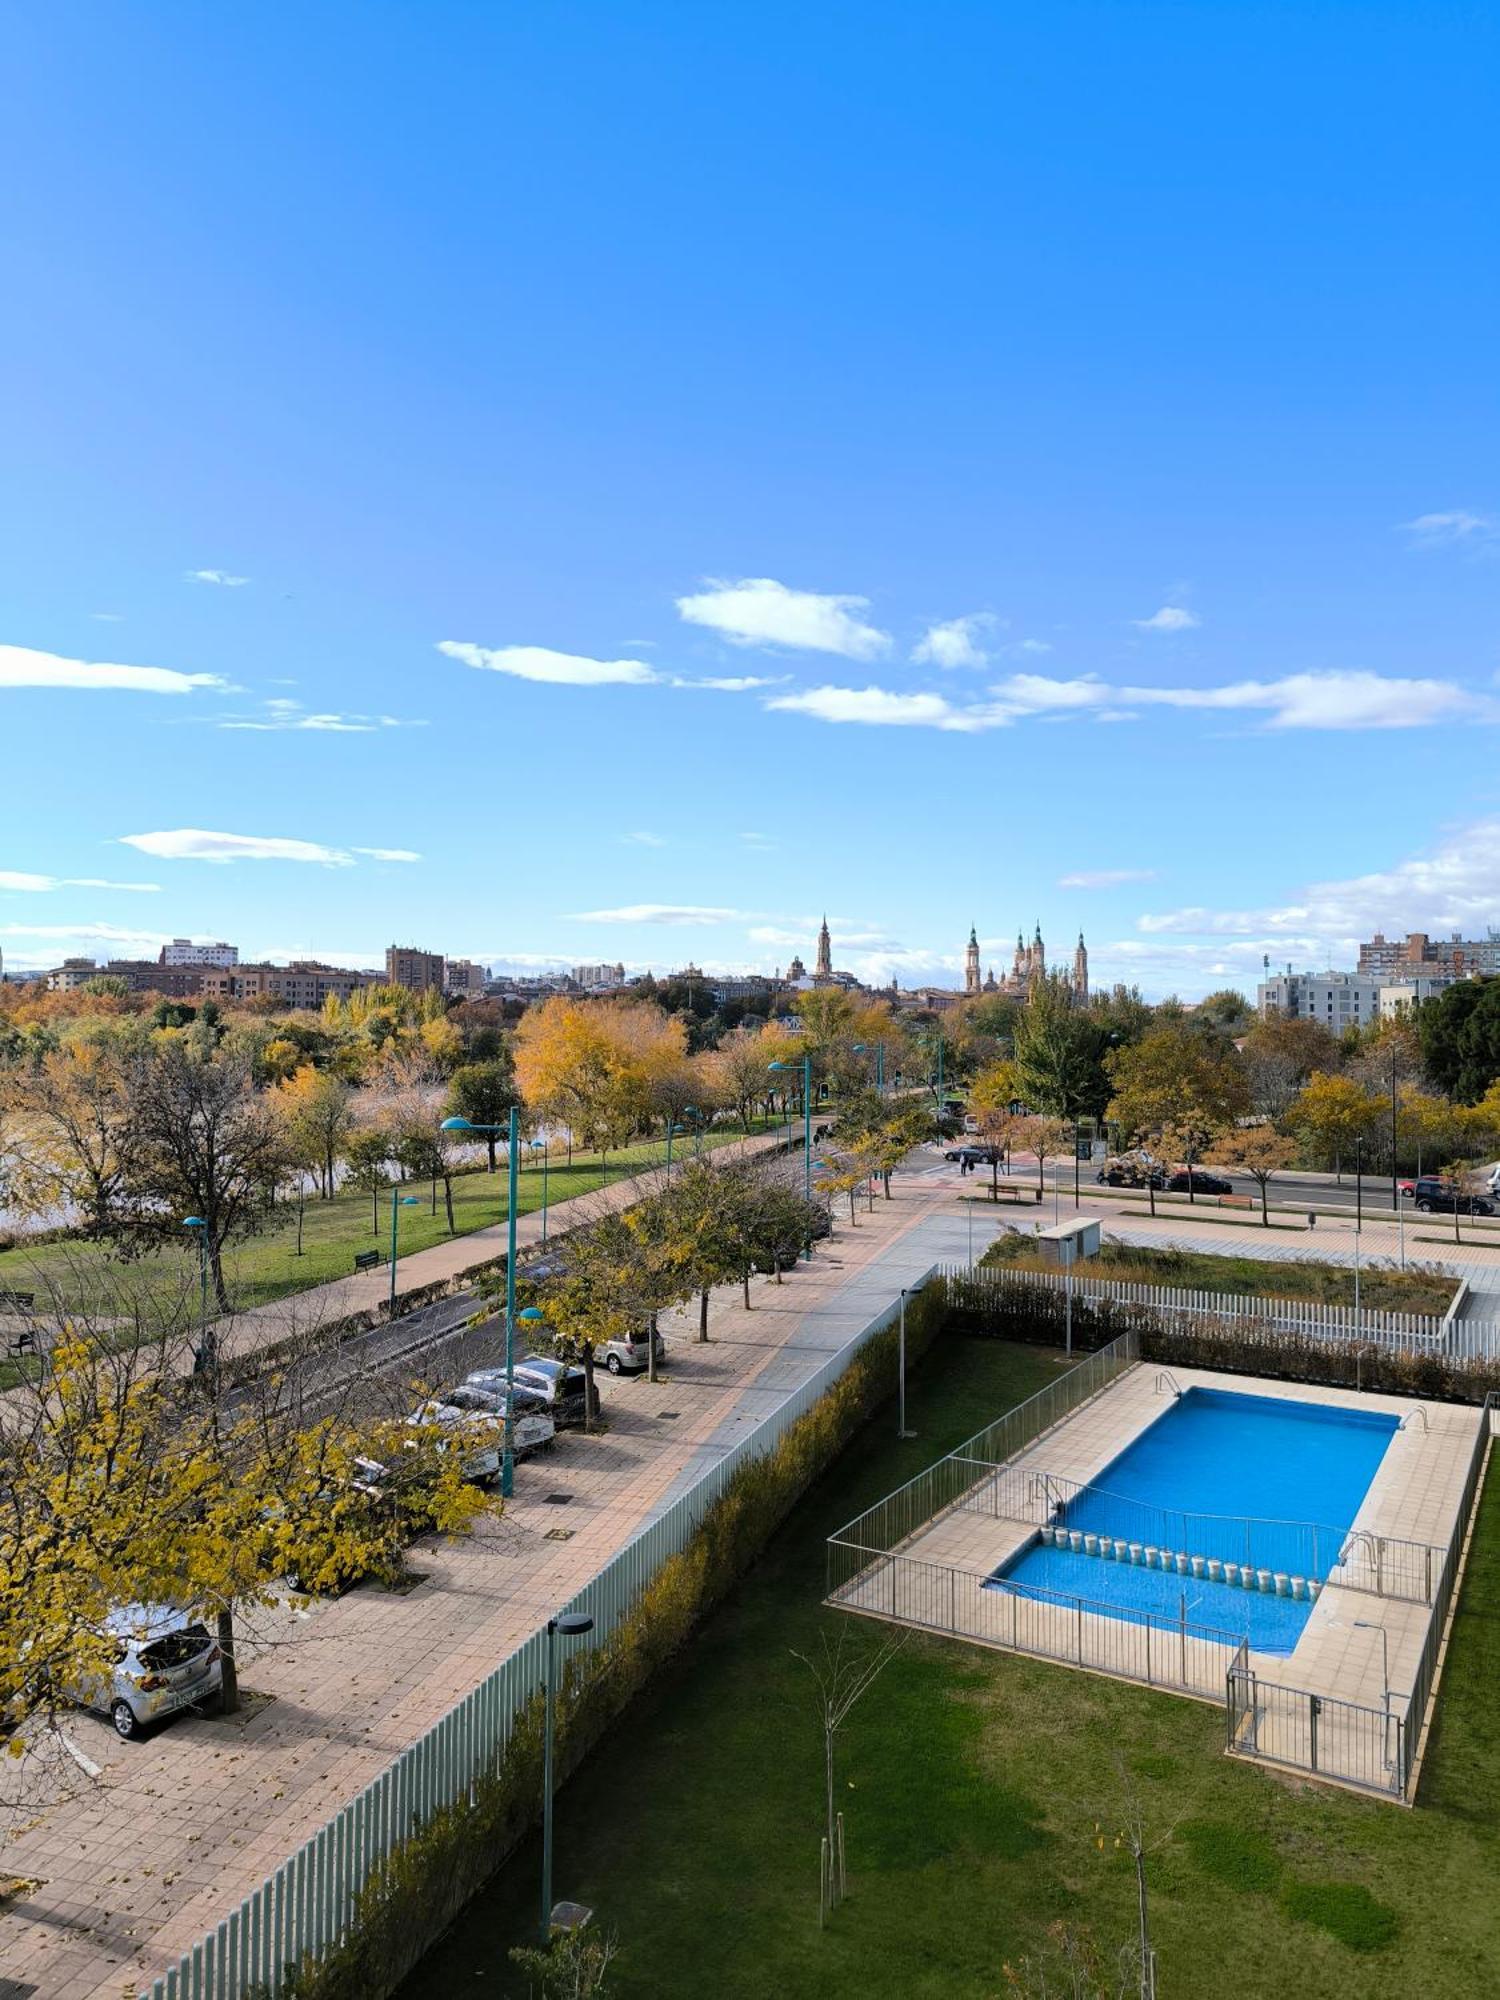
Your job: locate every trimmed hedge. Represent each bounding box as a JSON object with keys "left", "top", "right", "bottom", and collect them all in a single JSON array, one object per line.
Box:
[
  {"left": 944, "top": 1270, "right": 1500, "bottom": 1405},
  {"left": 274, "top": 1284, "right": 947, "bottom": 2000}
]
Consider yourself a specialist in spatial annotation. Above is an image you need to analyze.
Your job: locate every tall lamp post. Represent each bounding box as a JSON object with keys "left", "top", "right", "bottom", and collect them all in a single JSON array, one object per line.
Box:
[
  {"left": 529, "top": 1138, "right": 550, "bottom": 1245},
  {"left": 444, "top": 1105, "right": 522, "bottom": 1495},
  {"left": 388, "top": 1190, "right": 420, "bottom": 1315},
  {"left": 541, "top": 1610, "right": 596, "bottom": 1939},
  {"left": 852, "top": 1041, "right": 885, "bottom": 1095},
  {"left": 768, "top": 1056, "right": 813, "bottom": 1256},
  {"left": 182, "top": 1215, "right": 211, "bottom": 1376}
]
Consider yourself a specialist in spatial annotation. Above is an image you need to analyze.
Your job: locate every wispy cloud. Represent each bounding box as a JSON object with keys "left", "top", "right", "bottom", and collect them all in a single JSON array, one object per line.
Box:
[
  {"left": 0, "top": 922, "right": 173, "bottom": 946},
  {"left": 0, "top": 642, "right": 229, "bottom": 697},
  {"left": 676, "top": 578, "right": 890, "bottom": 660},
  {"left": 567, "top": 903, "right": 750, "bottom": 926},
  {"left": 217, "top": 697, "right": 426, "bottom": 733},
  {"left": 90, "top": 612, "right": 126, "bottom": 622},
  {"left": 911, "top": 613, "right": 998, "bottom": 669},
  {"left": 740, "top": 831, "right": 777, "bottom": 850},
  {"left": 620, "top": 831, "right": 667, "bottom": 848},
  {"left": 440, "top": 641, "right": 658, "bottom": 687},
  {"left": 0, "top": 872, "right": 160, "bottom": 894},
  {"left": 765, "top": 669, "right": 1492, "bottom": 734},
  {"left": 1056, "top": 868, "right": 1158, "bottom": 890},
  {"left": 1133, "top": 606, "right": 1199, "bottom": 632},
  {"left": 351, "top": 847, "right": 421, "bottom": 863},
  {"left": 1401, "top": 511, "right": 1499, "bottom": 550},
  {"left": 674, "top": 673, "right": 785, "bottom": 692},
  {"left": 186, "top": 569, "right": 249, "bottom": 587},
  {"left": 120, "top": 829, "right": 362, "bottom": 866}
]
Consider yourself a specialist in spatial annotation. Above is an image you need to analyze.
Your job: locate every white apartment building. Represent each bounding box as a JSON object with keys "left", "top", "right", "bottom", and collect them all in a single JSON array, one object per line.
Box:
[
  {"left": 444, "top": 958, "right": 488, "bottom": 998},
  {"left": 160, "top": 938, "right": 239, "bottom": 968},
  {"left": 1256, "top": 968, "right": 1382, "bottom": 1027}
]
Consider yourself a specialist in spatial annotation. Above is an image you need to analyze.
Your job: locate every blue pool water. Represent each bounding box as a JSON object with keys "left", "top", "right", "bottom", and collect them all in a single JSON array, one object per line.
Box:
[{"left": 990, "top": 1387, "right": 1398, "bottom": 1654}]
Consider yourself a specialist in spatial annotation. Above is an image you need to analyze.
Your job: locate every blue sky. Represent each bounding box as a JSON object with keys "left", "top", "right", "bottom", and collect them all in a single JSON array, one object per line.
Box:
[{"left": 3, "top": 1, "right": 1497, "bottom": 997}]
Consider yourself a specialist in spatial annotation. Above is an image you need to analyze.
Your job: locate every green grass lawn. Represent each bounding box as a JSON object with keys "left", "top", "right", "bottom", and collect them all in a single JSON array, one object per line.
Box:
[
  {"left": 980, "top": 1231, "right": 1458, "bottom": 1316},
  {"left": 399, "top": 1338, "right": 1500, "bottom": 2000},
  {"left": 0, "top": 1118, "right": 783, "bottom": 1319}
]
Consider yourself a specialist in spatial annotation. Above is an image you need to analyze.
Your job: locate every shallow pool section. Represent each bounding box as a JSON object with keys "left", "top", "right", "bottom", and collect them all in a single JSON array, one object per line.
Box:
[{"left": 988, "top": 1387, "right": 1398, "bottom": 1654}]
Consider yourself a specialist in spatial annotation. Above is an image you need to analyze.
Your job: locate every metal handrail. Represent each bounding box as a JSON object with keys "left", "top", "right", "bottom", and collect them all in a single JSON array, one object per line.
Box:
[{"left": 1153, "top": 1369, "right": 1183, "bottom": 1398}]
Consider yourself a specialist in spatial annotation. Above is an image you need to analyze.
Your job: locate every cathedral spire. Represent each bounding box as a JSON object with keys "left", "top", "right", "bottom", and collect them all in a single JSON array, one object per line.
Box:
[
  {"left": 815, "top": 913, "right": 832, "bottom": 979},
  {"left": 964, "top": 923, "right": 981, "bottom": 995}
]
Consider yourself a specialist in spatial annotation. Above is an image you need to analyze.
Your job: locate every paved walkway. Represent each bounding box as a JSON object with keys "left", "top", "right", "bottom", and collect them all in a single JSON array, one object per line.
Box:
[{"left": 0, "top": 1170, "right": 1003, "bottom": 2000}]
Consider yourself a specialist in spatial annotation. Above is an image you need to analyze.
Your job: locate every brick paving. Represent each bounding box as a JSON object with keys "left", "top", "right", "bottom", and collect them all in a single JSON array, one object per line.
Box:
[{"left": 1, "top": 1170, "right": 985, "bottom": 2000}]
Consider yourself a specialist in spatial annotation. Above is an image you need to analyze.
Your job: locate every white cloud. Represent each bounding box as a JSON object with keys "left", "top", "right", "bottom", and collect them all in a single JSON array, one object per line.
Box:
[
  {"left": 912, "top": 613, "right": 997, "bottom": 669},
  {"left": 1123, "top": 670, "right": 1485, "bottom": 730},
  {"left": 90, "top": 612, "right": 125, "bottom": 622},
  {"left": 620, "top": 831, "right": 667, "bottom": 848},
  {"left": 1133, "top": 606, "right": 1199, "bottom": 632},
  {"left": 120, "top": 829, "right": 356, "bottom": 866},
  {"left": 675, "top": 674, "right": 784, "bottom": 692},
  {"left": 0, "top": 643, "right": 228, "bottom": 697},
  {"left": 1057, "top": 868, "right": 1158, "bottom": 890},
  {"left": 675, "top": 578, "right": 890, "bottom": 660},
  {"left": 1015, "top": 638, "right": 1053, "bottom": 655},
  {"left": 1401, "top": 511, "right": 1499, "bottom": 549},
  {"left": 740, "top": 831, "right": 777, "bottom": 850},
  {"left": 567, "top": 903, "right": 750, "bottom": 926},
  {"left": 0, "top": 922, "right": 172, "bottom": 946},
  {"left": 766, "top": 685, "right": 984, "bottom": 731},
  {"left": 351, "top": 847, "right": 422, "bottom": 863},
  {"left": 439, "top": 641, "right": 658, "bottom": 687},
  {"left": 218, "top": 704, "right": 425, "bottom": 733},
  {"left": 0, "top": 872, "right": 160, "bottom": 894},
  {"left": 186, "top": 569, "right": 249, "bottom": 586},
  {"left": 1135, "top": 816, "right": 1500, "bottom": 957}
]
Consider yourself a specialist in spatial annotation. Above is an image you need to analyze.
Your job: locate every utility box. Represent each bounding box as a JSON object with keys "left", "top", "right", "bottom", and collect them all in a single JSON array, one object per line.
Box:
[{"left": 1035, "top": 1217, "right": 1101, "bottom": 1265}]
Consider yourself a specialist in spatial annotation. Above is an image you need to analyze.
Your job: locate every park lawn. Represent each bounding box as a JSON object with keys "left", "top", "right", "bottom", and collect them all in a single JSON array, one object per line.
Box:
[
  {"left": 0, "top": 1118, "right": 782, "bottom": 1318},
  {"left": 400, "top": 1337, "right": 1500, "bottom": 2000},
  {"left": 980, "top": 1231, "right": 1457, "bottom": 1317}
]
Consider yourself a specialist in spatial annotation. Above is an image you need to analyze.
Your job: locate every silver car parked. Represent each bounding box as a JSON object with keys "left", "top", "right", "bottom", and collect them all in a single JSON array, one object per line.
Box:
[{"left": 72, "top": 1604, "right": 223, "bottom": 1742}]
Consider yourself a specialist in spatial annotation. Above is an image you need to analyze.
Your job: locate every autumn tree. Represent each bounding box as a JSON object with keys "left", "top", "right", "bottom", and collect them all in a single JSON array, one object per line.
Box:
[
  {"left": 1105, "top": 1021, "right": 1250, "bottom": 1158},
  {"left": 2, "top": 1036, "right": 135, "bottom": 1237},
  {"left": 1205, "top": 1126, "right": 1299, "bottom": 1223},
  {"left": 1288, "top": 1071, "right": 1379, "bottom": 1177},
  {"left": 276, "top": 1064, "right": 354, "bottom": 1197},
  {"left": 121, "top": 1041, "right": 289, "bottom": 1308},
  {"left": 1012, "top": 977, "right": 1114, "bottom": 1117}
]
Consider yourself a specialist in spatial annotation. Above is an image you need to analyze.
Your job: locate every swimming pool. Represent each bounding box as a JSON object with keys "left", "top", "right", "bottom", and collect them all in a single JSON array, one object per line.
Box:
[{"left": 989, "top": 1387, "right": 1399, "bottom": 1653}]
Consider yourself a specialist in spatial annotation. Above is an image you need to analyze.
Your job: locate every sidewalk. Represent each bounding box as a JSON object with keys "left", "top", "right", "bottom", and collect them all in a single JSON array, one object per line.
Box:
[{"left": 1, "top": 1168, "right": 993, "bottom": 2000}]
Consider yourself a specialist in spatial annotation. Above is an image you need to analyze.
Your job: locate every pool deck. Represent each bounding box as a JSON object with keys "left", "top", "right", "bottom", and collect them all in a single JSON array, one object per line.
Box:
[{"left": 854, "top": 1365, "right": 1482, "bottom": 1724}]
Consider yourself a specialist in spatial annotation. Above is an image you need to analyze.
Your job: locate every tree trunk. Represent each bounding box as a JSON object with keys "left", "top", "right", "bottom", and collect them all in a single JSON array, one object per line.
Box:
[
  {"left": 699, "top": 1287, "right": 710, "bottom": 1341},
  {"left": 487, "top": 1134, "right": 498, "bottom": 1172},
  {"left": 1260, "top": 1179, "right": 1269, "bottom": 1225},
  {"left": 743, "top": 1267, "right": 752, "bottom": 1309},
  {"left": 883, "top": 1168, "right": 893, "bottom": 1198},
  {"left": 210, "top": 1238, "right": 231, "bottom": 1312},
  {"left": 443, "top": 1173, "right": 456, "bottom": 1232},
  {"left": 430, "top": 1174, "right": 437, "bottom": 1215},
  {"left": 295, "top": 1190, "right": 305, "bottom": 1257},
  {"left": 217, "top": 1606, "right": 239, "bottom": 1714},
  {"left": 647, "top": 1312, "right": 659, "bottom": 1383},
  {"left": 581, "top": 1346, "right": 596, "bottom": 1431}
]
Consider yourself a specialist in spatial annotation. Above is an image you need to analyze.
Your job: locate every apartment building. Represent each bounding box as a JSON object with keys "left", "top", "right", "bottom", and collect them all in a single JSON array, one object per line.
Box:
[
  {"left": 160, "top": 938, "right": 239, "bottom": 968},
  {"left": 571, "top": 961, "right": 626, "bottom": 990},
  {"left": 1357, "top": 929, "right": 1500, "bottom": 979},
  {"left": 1255, "top": 968, "right": 1383, "bottom": 1026},
  {"left": 198, "top": 961, "right": 380, "bottom": 1009},
  {"left": 385, "top": 944, "right": 446, "bottom": 993},
  {"left": 444, "top": 958, "right": 489, "bottom": 999}
]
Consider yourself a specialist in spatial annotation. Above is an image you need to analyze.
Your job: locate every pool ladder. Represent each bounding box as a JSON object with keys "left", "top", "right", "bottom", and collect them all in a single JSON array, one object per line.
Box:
[
  {"left": 1398, "top": 1404, "right": 1430, "bottom": 1433},
  {"left": 1153, "top": 1371, "right": 1183, "bottom": 1399}
]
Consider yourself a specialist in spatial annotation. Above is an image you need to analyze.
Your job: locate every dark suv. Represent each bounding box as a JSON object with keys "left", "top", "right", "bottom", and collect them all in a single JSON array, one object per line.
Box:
[
  {"left": 1166, "top": 1169, "right": 1233, "bottom": 1195},
  {"left": 1412, "top": 1178, "right": 1495, "bottom": 1216}
]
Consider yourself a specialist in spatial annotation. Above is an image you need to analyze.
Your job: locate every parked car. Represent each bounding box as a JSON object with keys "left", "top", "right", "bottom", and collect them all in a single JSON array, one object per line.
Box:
[
  {"left": 751, "top": 1204, "right": 834, "bottom": 1272},
  {"left": 486, "top": 1357, "right": 601, "bottom": 1429},
  {"left": 1398, "top": 1179, "right": 1416, "bottom": 1198},
  {"left": 406, "top": 1389, "right": 554, "bottom": 1479},
  {"left": 1165, "top": 1169, "right": 1233, "bottom": 1196},
  {"left": 1411, "top": 1177, "right": 1495, "bottom": 1216},
  {"left": 268, "top": 1454, "right": 397, "bottom": 1596},
  {"left": 1096, "top": 1158, "right": 1165, "bottom": 1189},
  {"left": 69, "top": 1604, "right": 222, "bottom": 1742},
  {"left": 945, "top": 1145, "right": 1002, "bottom": 1167},
  {"left": 599, "top": 1327, "right": 668, "bottom": 1375}
]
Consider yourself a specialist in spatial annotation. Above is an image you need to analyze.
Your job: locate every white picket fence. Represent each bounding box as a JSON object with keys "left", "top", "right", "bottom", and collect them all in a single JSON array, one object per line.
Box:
[
  {"left": 138, "top": 1270, "right": 932, "bottom": 2000},
  {"left": 945, "top": 1264, "right": 1500, "bottom": 1362}
]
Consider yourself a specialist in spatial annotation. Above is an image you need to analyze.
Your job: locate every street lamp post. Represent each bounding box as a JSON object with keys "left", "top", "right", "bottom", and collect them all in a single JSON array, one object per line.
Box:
[
  {"left": 853, "top": 1041, "right": 885, "bottom": 1095},
  {"left": 1074, "top": 1118, "right": 1082, "bottom": 1210},
  {"left": 897, "top": 1283, "right": 923, "bottom": 1438},
  {"left": 541, "top": 1610, "right": 596, "bottom": 1939},
  {"left": 443, "top": 1106, "right": 523, "bottom": 1495},
  {"left": 1063, "top": 1237, "right": 1075, "bottom": 1358},
  {"left": 1354, "top": 1133, "right": 1363, "bottom": 1234},
  {"left": 388, "top": 1190, "right": 421, "bottom": 1315},
  {"left": 768, "top": 1057, "right": 814, "bottom": 1257},
  {"left": 1353, "top": 1617, "right": 1392, "bottom": 1763},
  {"left": 182, "top": 1216, "right": 211, "bottom": 1376},
  {"left": 529, "top": 1139, "right": 550, "bottom": 1244}
]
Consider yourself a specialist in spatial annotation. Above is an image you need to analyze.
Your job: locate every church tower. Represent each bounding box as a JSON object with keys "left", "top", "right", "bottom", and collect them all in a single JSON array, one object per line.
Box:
[
  {"left": 1012, "top": 930, "right": 1027, "bottom": 983},
  {"left": 964, "top": 924, "right": 981, "bottom": 995},
  {"left": 1073, "top": 930, "right": 1088, "bottom": 1005},
  {"left": 1031, "top": 921, "right": 1046, "bottom": 983},
  {"left": 815, "top": 914, "right": 832, "bottom": 980}
]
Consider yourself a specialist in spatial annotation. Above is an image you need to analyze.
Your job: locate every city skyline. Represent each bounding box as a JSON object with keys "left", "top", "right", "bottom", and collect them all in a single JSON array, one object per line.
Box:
[{"left": 3, "top": 4, "right": 1498, "bottom": 997}]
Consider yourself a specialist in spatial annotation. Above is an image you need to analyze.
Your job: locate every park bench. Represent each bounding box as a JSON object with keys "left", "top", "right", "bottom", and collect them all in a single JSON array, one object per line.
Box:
[
  {"left": 968, "top": 1183, "right": 1043, "bottom": 1205},
  {"left": 353, "top": 1249, "right": 383, "bottom": 1273},
  {"left": 1217, "top": 1194, "right": 1254, "bottom": 1209},
  {"left": 0, "top": 1292, "right": 39, "bottom": 1357}
]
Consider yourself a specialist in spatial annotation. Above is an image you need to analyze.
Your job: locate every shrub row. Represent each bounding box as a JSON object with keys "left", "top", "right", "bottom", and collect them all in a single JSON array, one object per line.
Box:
[
  {"left": 943, "top": 1271, "right": 1500, "bottom": 1405},
  {"left": 273, "top": 1283, "right": 947, "bottom": 1999}
]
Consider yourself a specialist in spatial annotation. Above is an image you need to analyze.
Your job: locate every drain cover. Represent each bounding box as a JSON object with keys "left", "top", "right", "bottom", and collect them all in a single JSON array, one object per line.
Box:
[
  {"left": 657, "top": 1410, "right": 680, "bottom": 1421},
  {"left": 543, "top": 1492, "right": 573, "bottom": 1505},
  {"left": 544, "top": 1527, "right": 575, "bottom": 1542}
]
